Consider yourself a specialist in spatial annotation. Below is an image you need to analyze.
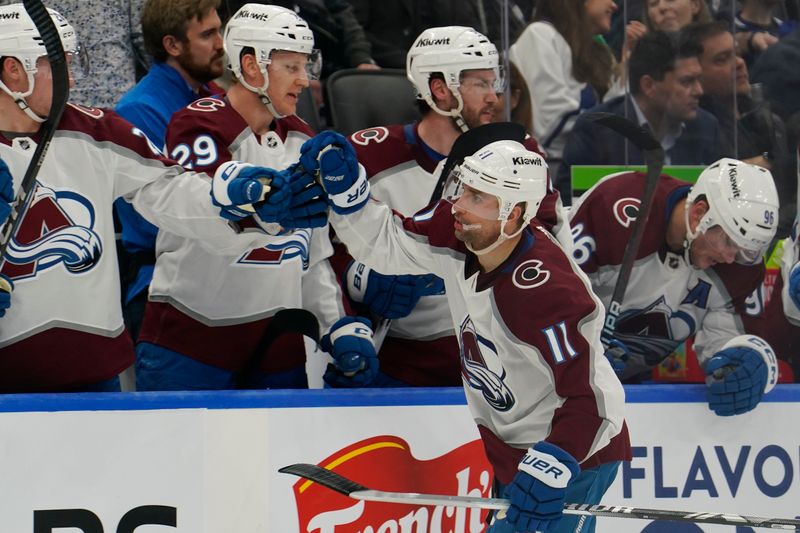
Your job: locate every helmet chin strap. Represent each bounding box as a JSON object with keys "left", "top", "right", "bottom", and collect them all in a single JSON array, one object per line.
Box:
[
  {"left": 428, "top": 89, "right": 469, "bottom": 132},
  {"left": 683, "top": 201, "right": 702, "bottom": 267},
  {"left": 239, "top": 66, "right": 285, "bottom": 120},
  {"left": 0, "top": 75, "right": 46, "bottom": 123}
]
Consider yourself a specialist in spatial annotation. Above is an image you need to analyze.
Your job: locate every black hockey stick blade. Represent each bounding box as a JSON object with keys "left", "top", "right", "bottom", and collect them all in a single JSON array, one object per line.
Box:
[
  {"left": 432, "top": 122, "right": 527, "bottom": 204},
  {"left": 237, "top": 309, "right": 320, "bottom": 388},
  {"left": 0, "top": 0, "right": 70, "bottom": 291},
  {"left": 280, "top": 463, "right": 800, "bottom": 529}
]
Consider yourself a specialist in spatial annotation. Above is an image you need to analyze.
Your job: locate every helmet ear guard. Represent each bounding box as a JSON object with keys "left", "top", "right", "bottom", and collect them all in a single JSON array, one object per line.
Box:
[{"left": 686, "top": 158, "right": 779, "bottom": 264}]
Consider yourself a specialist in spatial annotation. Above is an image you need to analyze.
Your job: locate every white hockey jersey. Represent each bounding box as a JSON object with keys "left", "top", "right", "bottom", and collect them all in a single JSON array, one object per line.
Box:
[
  {"left": 139, "top": 97, "right": 344, "bottom": 374},
  {"left": 570, "top": 172, "right": 766, "bottom": 379},
  {"left": 342, "top": 122, "right": 572, "bottom": 386},
  {"left": 0, "top": 104, "right": 276, "bottom": 391},
  {"left": 331, "top": 198, "right": 630, "bottom": 483}
]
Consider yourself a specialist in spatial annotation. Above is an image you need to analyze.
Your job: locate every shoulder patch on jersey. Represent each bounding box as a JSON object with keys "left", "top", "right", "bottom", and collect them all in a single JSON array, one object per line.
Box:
[
  {"left": 351, "top": 127, "right": 390, "bottom": 146},
  {"left": 186, "top": 97, "right": 226, "bottom": 113},
  {"left": 67, "top": 103, "right": 104, "bottom": 119},
  {"left": 613, "top": 197, "right": 640, "bottom": 228},
  {"left": 512, "top": 259, "right": 551, "bottom": 289}
]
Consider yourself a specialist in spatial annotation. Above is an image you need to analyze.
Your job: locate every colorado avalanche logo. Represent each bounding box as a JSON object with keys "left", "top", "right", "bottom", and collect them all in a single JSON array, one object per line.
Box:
[
  {"left": 615, "top": 296, "right": 694, "bottom": 365},
  {"left": 1, "top": 183, "right": 102, "bottom": 282},
  {"left": 459, "top": 316, "right": 515, "bottom": 412},
  {"left": 613, "top": 197, "right": 640, "bottom": 228},
  {"left": 238, "top": 228, "right": 312, "bottom": 269},
  {"left": 350, "top": 127, "right": 389, "bottom": 146}
]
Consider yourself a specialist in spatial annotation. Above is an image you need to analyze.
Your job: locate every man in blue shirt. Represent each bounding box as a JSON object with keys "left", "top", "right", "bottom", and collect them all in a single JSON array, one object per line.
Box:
[{"left": 114, "top": 0, "right": 224, "bottom": 344}]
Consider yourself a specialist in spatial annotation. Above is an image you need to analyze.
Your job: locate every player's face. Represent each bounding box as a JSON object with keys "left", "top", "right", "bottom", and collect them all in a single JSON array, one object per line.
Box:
[
  {"left": 656, "top": 57, "right": 703, "bottom": 122},
  {"left": 176, "top": 8, "right": 224, "bottom": 84},
  {"left": 698, "top": 32, "right": 750, "bottom": 98},
  {"left": 266, "top": 51, "right": 312, "bottom": 116},
  {"left": 690, "top": 225, "right": 740, "bottom": 269},
  {"left": 24, "top": 56, "right": 78, "bottom": 118},
  {"left": 585, "top": 0, "right": 618, "bottom": 34},
  {"left": 647, "top": 0, "right": 701, "bottom": 32},
  {"left": 451, "top": 184, "right": 502, "bottom": 249},
  {"left": 458, "top": 70, "right": 500, "bottom": 128}
]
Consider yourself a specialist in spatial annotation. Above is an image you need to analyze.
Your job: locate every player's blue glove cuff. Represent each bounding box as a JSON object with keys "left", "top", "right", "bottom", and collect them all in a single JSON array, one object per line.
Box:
[
  {"left": 212, "top": 161, "right": 275, "bottom": 220},
  {"left": 704, "top": 335, "right": 777, "bottom": 416},
  {"left": 346, "top": 261, "right": 445, "bottom": 319},
  {"left": 604, "top": 338, "right": 629, "bottom": 376},
  {"left": 502, "top": 441, "right": 580, "bottom": 533},
  {"left": 321, "top": 316, "right": 378, "bottom": 387},
  {"left": 788, "top": 262, "right": 800, "bottom": 310},
  {"left": 0, "top": 274, "right": 13, "bottom": 318},
  {"left": 0, "top": 158, "right": 14, "bottom": 224}
]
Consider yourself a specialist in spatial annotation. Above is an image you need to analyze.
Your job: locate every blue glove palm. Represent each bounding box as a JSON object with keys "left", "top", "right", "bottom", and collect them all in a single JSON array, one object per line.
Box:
[
  {"left": 321, "top": 316, "right": 378, "bottom": 387},
  {"left": 276, "top": 165, "right": 328, "bottom": 229},
  {"left": 0, "top": 158, "right": 14, "bottom": 224},
  {"left": 501, "top": 442, "right": 580, "bottom": 533},
  {"left": 347, "top": 261, "right": 445, "bottom": 319},
  {"left": 299, "top": 131, "right": 369, "bottom": 214},
  {"left": 705, "top": 346, "right": 768, "bottom": 416}
]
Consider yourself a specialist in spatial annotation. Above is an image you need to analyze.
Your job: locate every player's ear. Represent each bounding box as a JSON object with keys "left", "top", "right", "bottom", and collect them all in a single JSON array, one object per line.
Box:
[
  {"left": 430, "top": 77, "right": 453, "bottom": 109},
  {"left": 1, "top": 57, "right": 25, "bottom": 89},
  {"left": 505, "top": 203, "right": 525, "bottom": 234},
  {"left": 688, "top": 198, "right": 709, "bottom": 228},
  {"left": 162, "top": 34, "right": 183, "bottom": 59}
]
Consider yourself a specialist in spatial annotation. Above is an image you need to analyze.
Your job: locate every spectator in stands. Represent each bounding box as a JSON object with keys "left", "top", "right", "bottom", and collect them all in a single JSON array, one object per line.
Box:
[
  {"left": 558, "top": 31, "right": 723, "bottom": 204},
  {"left": 0, "top": 0, "right": 147, "bottom": 108},
  {"left": 510, "top": 0, "right": 619, "bottom": 178},
  {"left": 683, "top": 21, "right": 794, "bottom": 240},
  {"left": 114, "top": 0, "right": 225, "bottom": 347},
  {"left": 730, "top": 0, "right": 798, "bottom": 69}
]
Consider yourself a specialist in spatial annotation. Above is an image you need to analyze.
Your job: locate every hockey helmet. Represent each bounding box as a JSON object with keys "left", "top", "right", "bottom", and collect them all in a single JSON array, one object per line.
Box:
[{"left": 687, "top": 158, "right": 779, "bottom": 264}]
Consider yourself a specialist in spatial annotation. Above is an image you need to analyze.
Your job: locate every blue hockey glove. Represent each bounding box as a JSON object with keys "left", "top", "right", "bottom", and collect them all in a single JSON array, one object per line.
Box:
[
  {"left": 498, "top": 441, "right": 581, "bottom": 533},
  {"left": 321, "top": 316, "right": 378, "bottom": 387},
  {"left": 0, "top": 274, "right": 12, "bottom": 316},
  {"left": 0, "top": 158, "right": 14, "bottom": 224},
  {"left": 299, "top": 131, "right": 369, "bottom": 214},
  {"left": 704, "top": 335, "right": 777, "bottom": 416},
  {"left": 604, "top": 338, "right": 629, "bottom": 376},
  {"left": 346, "top": 261, "right": 445, "bottom": 319},
  {"left": 277, "top": 166, "right": 328, "bottom": 229},
  {"left": 789, "top": 262, "right": 800, "bottom": 310},
  {"left": 212, "top": 162, "right": 286, "bottom": 221}
]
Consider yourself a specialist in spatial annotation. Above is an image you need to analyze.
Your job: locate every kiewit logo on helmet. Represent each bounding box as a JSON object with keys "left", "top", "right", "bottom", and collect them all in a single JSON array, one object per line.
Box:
[
  {"left": 728, "top": 166, "right": 741, "bottom": 198},
  {"left": 0, "top": 12, "right": 20, "bottom": 20},
  {"left": 512, "top": 156, "right": 542, "bottom": 166},
  {"left": 416, "top": 37, "right": 451, "bottom": 47}
]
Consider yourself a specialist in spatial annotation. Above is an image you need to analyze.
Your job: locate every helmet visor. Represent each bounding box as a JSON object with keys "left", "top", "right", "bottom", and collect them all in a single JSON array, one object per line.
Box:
[
  {"left": 442, "top": 167, "right": 500, "bottom": 220},
  {"left": 459, "top": 67, "right": 506, "bottom": 95},
  {"left": 269, "top": 49, "right": 321, "bottom": 81},
  {"left": 702, "top": 225, "right": 763, "bottom": 265}
]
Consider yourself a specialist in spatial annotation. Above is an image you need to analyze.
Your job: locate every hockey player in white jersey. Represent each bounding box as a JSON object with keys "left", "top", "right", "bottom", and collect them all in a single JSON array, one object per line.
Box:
[
  {"left": 0, "top": 4, "right": 302, "bottom": 392},
  {"left": 333, "top": 26, "right": 571, "bottom": 387},
  {"left": 135, "top": 4, "right": 377, "bottom": 390},
  {"left": 298, "top": 130, "right": 630, "bottom": 532},
  {"left": 570, "top": 159, "right": 782, "bottom": 414}
]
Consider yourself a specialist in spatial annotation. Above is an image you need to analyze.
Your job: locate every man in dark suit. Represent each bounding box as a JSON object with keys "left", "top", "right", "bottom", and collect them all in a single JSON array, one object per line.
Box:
[{"left": 558, "top": 31, "right": 723, "bottom": 204}]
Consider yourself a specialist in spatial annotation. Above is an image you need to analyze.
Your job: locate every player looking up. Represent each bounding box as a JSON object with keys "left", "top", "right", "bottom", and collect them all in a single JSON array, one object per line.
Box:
[
  {"left": 135, "top": 4, "right": 377, "bottom": 391},
  {"left": 570, "top": 159, "right": 781, "bottom": 415},
  {"left": 296, "top": 129, "right": 631, "bottom": 533},
  {"left": 0, "top": 4, "right": 298, "bottom": 392}
]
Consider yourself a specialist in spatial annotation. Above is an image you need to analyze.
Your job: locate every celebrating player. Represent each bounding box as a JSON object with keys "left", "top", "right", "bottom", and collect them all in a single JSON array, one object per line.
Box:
[
  {"left": 297, "top": 130, "right": 631, "bottom": 533},
  {"left": 135, "top": 4, "right": 377, "bottom": 390},
  {"left": 0, "top": 4, "right": 301, "bottom": 392},
  {"left": 333, "top": 26, "right": 571, "bottom": 387},
  {"left": 569, "top": 159, "right": 781, "bottom": 415}
]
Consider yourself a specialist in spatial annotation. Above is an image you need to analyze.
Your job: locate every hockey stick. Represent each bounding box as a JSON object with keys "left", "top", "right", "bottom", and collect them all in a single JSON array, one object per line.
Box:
[
  {"left": 372, "top": 122, "right": 528, "bottom": 352},
  {"left": 237, "top": 308, "right": 320, "bottom": 388},
  {"left": 279, "top": 463, "right": 800, "bottom": 530},
  {"left": 584, "top": 112, "right": 665, "bottom": 347},
  {"left": 0, "top": 0, "right": 70, "bottom": 292}
]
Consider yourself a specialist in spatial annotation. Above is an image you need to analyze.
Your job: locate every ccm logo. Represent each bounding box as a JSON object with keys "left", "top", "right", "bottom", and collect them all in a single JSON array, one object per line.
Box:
[{"left": 33, "top": 505, "right": 176, "bottom": 533}]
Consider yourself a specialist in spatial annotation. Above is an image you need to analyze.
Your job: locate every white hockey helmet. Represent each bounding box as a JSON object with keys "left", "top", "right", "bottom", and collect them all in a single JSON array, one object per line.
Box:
[
  {"left": 224, "top": 4, "right": 320, "bottom": 116},
  {"left": 687, "top": 158, "right": 779, "bottom": 264},
  {"left": 444, "top": 140, "right": 548, "bottom": 256},
  {"left": 406, "top": 26, "right": 502, "bottom": 131},
  {"left": 0, "top": 5, "right": 86, "bottom": 121}
]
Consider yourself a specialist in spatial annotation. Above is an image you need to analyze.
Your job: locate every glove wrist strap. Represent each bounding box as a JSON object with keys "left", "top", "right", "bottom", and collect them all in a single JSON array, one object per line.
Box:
[{"left": 518, "top": 447, "right": 574, "bottom": 489}]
